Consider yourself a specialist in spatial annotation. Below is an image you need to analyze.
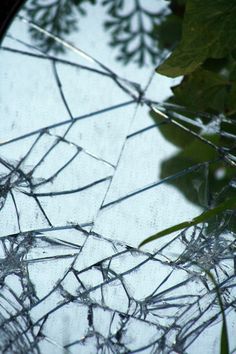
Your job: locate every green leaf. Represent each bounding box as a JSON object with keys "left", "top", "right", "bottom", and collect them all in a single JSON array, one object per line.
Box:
[
  {"left": 203, "top": 57, "right": 229, "bottom": 74},
  {"left": 154, "top": 14, "right": 182, "bottom": 51},
  {"left": 203, "top": 270, "right": 229, "bottom": 354},
  {"left": 221, "top": 319, "right": 230, "bottom": 354},
  {"left": 226, "top": 82, "right": 236, "bottom": 115},
  {"left": 171, "top": 68, "right": 229, "bottom": 112},
  {"left": 193, "top": 267, "right": 229, "bottom": 354},
  {"left": 157, "top": 0, "right": 236, "bottom": 77},
  {"left": 139, "top": 197, "right": 236, "bottom": 247}
]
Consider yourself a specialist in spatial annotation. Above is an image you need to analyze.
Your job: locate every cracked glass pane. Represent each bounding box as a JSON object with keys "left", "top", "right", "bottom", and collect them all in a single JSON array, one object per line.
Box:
[{"left": 0, "top": 1, "right": 236, "bottom": 353}]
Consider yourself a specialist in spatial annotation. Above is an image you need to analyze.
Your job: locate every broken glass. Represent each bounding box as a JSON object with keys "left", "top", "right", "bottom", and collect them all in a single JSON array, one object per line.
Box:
[{"left": 0, "top": 1, "right": 236, "bottom": 353}]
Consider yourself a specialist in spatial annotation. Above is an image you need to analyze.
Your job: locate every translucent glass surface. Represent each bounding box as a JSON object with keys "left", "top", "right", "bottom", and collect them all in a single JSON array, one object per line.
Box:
[{"left": 0, "top": 1, "right": 236, "bottom": 353}]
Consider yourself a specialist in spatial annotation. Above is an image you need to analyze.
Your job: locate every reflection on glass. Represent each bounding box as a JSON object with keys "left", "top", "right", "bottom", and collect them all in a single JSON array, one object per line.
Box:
[
  {"left": 25, "top": 0, "right": 166, "bottom": 66},
  {"left": 0, "top": 1, "right": 235, "bottom": 353}
]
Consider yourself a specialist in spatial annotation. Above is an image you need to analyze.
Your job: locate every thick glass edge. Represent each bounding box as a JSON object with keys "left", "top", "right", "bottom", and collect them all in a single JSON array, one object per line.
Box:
[{"left": 0, "top": 0, "right": 27, "bottom": 45}]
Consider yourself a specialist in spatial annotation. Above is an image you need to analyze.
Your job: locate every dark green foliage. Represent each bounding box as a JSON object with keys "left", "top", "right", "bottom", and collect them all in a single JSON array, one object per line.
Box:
[
  {"left": 153, "top": 0, "right": 236, "bottom": 210},
  {"left": 139, "top": 196, "right": 236, "bottom": 247},
  {"left": 154, "top": 0, "right": 236, "bottom": 143},
  {"left": 153, "top": 13, "right": 182, "bottom": 51},
  {"left": 142, "top": 1, "right": 236, "bottom": 274},
  {"left": 155, "top": 0, "right": 236, "bottom": 117},
  {"left": 157, "top": 0, "right": 236, "bottom": 77},
  {"left": 171, "top": 69, "right": 229, "bottom": 113},
  {"left": 198, "top": 269, "right": 230, "bottom": 354}
]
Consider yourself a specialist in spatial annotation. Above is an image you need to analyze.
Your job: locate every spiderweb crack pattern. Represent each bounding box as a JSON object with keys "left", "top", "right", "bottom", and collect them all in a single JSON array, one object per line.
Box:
[{"left": 0, "top": 6, "right": 236, "bottom": 354}]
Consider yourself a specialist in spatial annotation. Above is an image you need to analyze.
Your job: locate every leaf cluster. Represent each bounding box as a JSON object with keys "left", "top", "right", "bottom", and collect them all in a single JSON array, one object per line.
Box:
[
  {"left": 142, "top": 0, "right": 236, "bottom": 254},
  {"left": 157, "top": 0, "right": 236, "bottom": 116}
]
